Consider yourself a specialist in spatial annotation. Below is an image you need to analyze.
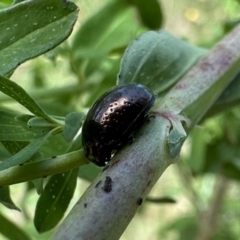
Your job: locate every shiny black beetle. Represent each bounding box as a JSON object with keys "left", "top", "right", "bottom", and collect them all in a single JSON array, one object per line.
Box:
[{"left": 82, "top": 83, "right": 155, "bottom": 166}]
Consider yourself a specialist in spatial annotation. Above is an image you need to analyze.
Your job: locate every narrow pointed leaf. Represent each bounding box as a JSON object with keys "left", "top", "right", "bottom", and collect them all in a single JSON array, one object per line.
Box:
[
  {"left": 34, "top": 168, "right": 79, "bottom": 233},
  {"left": 0, "top": 75, "right": 56, "bottom": 123},
  {"left": 1, "top": 141, "right": 28, "bottom": 154},
  {"left": 0, "top": 110, "right": 52, "bottom": 141},
  {"left": 0, "top": 127, "right": 60, "bottom": 170}
]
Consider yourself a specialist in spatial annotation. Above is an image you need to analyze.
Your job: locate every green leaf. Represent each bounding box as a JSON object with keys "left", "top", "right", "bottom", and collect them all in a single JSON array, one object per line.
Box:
[
  {"left": 0, "top": 75, "right": 56, "bottom": 123},
  {"left": 32, "top": 178, "right": 44, "bottom": 195},
  {"left": 0, "top": 212, "right": 32, "bottom": 240},
  {"left": 1, "top": 138, "right": 44, "bottom": 194},
  {"left": 27, "top": 116, "right": 58, "bottom": 135},
  {"left": 118, "top": 30, "right": 206, "bottom": 94},
  {"left": 34, "top": 168, "right": 79, "bottom": 233},
  {"left": 1, "top": 141, "right": 28, "bottom": 154},
  {"left": 39, "top": 134, "right": 70, "bottom": 159},
  {"left": 0, "top": 110, "right": 52, "bottom": 141},
  {"left": 63, "top": 112, "right": 84, "bottom": 142},
  {"left": 216, "top": 72, "right": 240, "bottom": 105},
  {"left": 72, "top": 0, "right": 144, "bottom": 59},
  {"left": 0, "top": 186, "right": 20, "bottom": 211},
  {"left": 0, "top": 127, "right": 61, "bottom": 170},
  {"left": 199, "top": 111, "right": 240, "bottom": 181},
  {"left": 126, "top": 0, "right": 163, "bottom": 29},
  {"left": 78, "top": 163, "right": 101, "bottom": 182},
  {"left": 0, "top": 0, "right": 79, "bottom": 75}
]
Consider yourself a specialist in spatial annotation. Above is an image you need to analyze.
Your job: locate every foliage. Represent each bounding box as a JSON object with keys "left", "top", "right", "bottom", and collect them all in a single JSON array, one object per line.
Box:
[{"left": 0, "top": 0, "right": 240, "bottom": 240}]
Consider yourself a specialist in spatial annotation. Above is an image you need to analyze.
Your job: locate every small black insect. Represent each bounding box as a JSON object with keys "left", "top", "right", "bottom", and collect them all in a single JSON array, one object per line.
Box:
[
  {"left": 82, "top": 83, "right": 155, "bottom": 166},
  {"left": 102, "top": 176, "right": 112, "bottom": 193}
]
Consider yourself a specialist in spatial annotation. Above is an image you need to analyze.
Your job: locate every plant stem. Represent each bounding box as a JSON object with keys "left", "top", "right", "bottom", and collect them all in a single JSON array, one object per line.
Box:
[
  {"left": 0, "top": 150, "right": 87, "bottom": 187},
  {"left": 52, "top": 114, "right": 173, "bottom": 240},
  {"left": 53, "top": 25, "right": 240, "bottom": 240},
  {"left": 156, "top": 24, "right": 240, "bottom": 130}
]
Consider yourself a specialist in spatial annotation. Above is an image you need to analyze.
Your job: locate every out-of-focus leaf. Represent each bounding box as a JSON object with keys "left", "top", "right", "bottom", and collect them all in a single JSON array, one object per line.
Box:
[
  {"left": 0, "top": 212, "right": 32, "bottom": 240},
  {"left": 34, "top": 168, "right": 78, "bottom": 233},
  {"left": 126, "top": 0, "right": 163, "bottom": 29},
  {"left": 204, "top": 140, "right": 240, "bottom": 180},
  {"left": 161, "top": 216, "right": 198, "bottom": 240},
  {"left": 189, "top": 128, "right": 206, "bottom": 172},
  {"left": 0, "top": 186, "right": 20, "bottom": 211},
  {"left": 0, "top": 75, "right": 57, "bottom": 123},
  {"left": 63, "top": 112, "right": 84, "bottom": 142},
  {"left": 216, "top": 72, "right": 240, "bottom": 105},
  {"left": 84, "top": 57, "right": 121, "bottom": 108},
  {"left": 221, "top": 160, "right": 240, "bottom": 180},
  {"left": 201, "top": 111, "right": 240, "bottom": 181},
  {"left": 0, "top": 0, "right": 11, "bottom": 10},
  {"left": 39, "top": 134, "right": 70, "bottom": 159},
  {"left": 72, "top": 0, "right": 145, "bottom": 59},
  {"left": 224, "top": 19, "right": 240, "bottom": 33},
  {"left": 118, "top": 30, "right": 206, "bottom": 94},
  {"left": 0, "top": 127, "right": 60, "bottom": 170},
  {"left": 0, "top": 0, "right": 79, "bottom": 75},
  {"left": 78, "top": 163, "right": 101, "bottom": 182}
]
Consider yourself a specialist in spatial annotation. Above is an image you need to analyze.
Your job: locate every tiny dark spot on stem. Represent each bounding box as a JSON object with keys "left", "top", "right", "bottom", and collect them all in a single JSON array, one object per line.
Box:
[
  {"left": 102, "top": 165, "right": 109, "bottom": 172},
  {"left": 137, "top": 197, "right": 143, "bottom": 206},
  {"left": 84, "top": 203, "right": 87, "bottom": 208},
  {"left": 19, "top": 163, "right": 24, "bottom": 166},
  {"left": 95, "top": 180, "right": 102, "bottom": 188},
  {"left": 102, "top": 176, "right": 112, "bottom": 193},
  {"left": 52, "top": 156, "right": 57, "bottom": 159}
]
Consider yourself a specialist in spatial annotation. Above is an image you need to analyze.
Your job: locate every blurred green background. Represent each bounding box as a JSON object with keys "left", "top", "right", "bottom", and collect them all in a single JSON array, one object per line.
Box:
[{"left": 0, "top": 0, "right": 240, "bottom": 239}]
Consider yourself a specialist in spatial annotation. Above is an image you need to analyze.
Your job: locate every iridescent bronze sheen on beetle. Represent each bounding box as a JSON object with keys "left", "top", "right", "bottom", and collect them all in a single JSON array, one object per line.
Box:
[{"left": 82, "top": 83, "right": 155, "bottom": 166}]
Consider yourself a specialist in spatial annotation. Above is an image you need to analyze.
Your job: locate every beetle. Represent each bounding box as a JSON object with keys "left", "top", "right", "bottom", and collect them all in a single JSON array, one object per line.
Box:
[{"left": 82, "top": 83, "right": 155, "bottom": 166}]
